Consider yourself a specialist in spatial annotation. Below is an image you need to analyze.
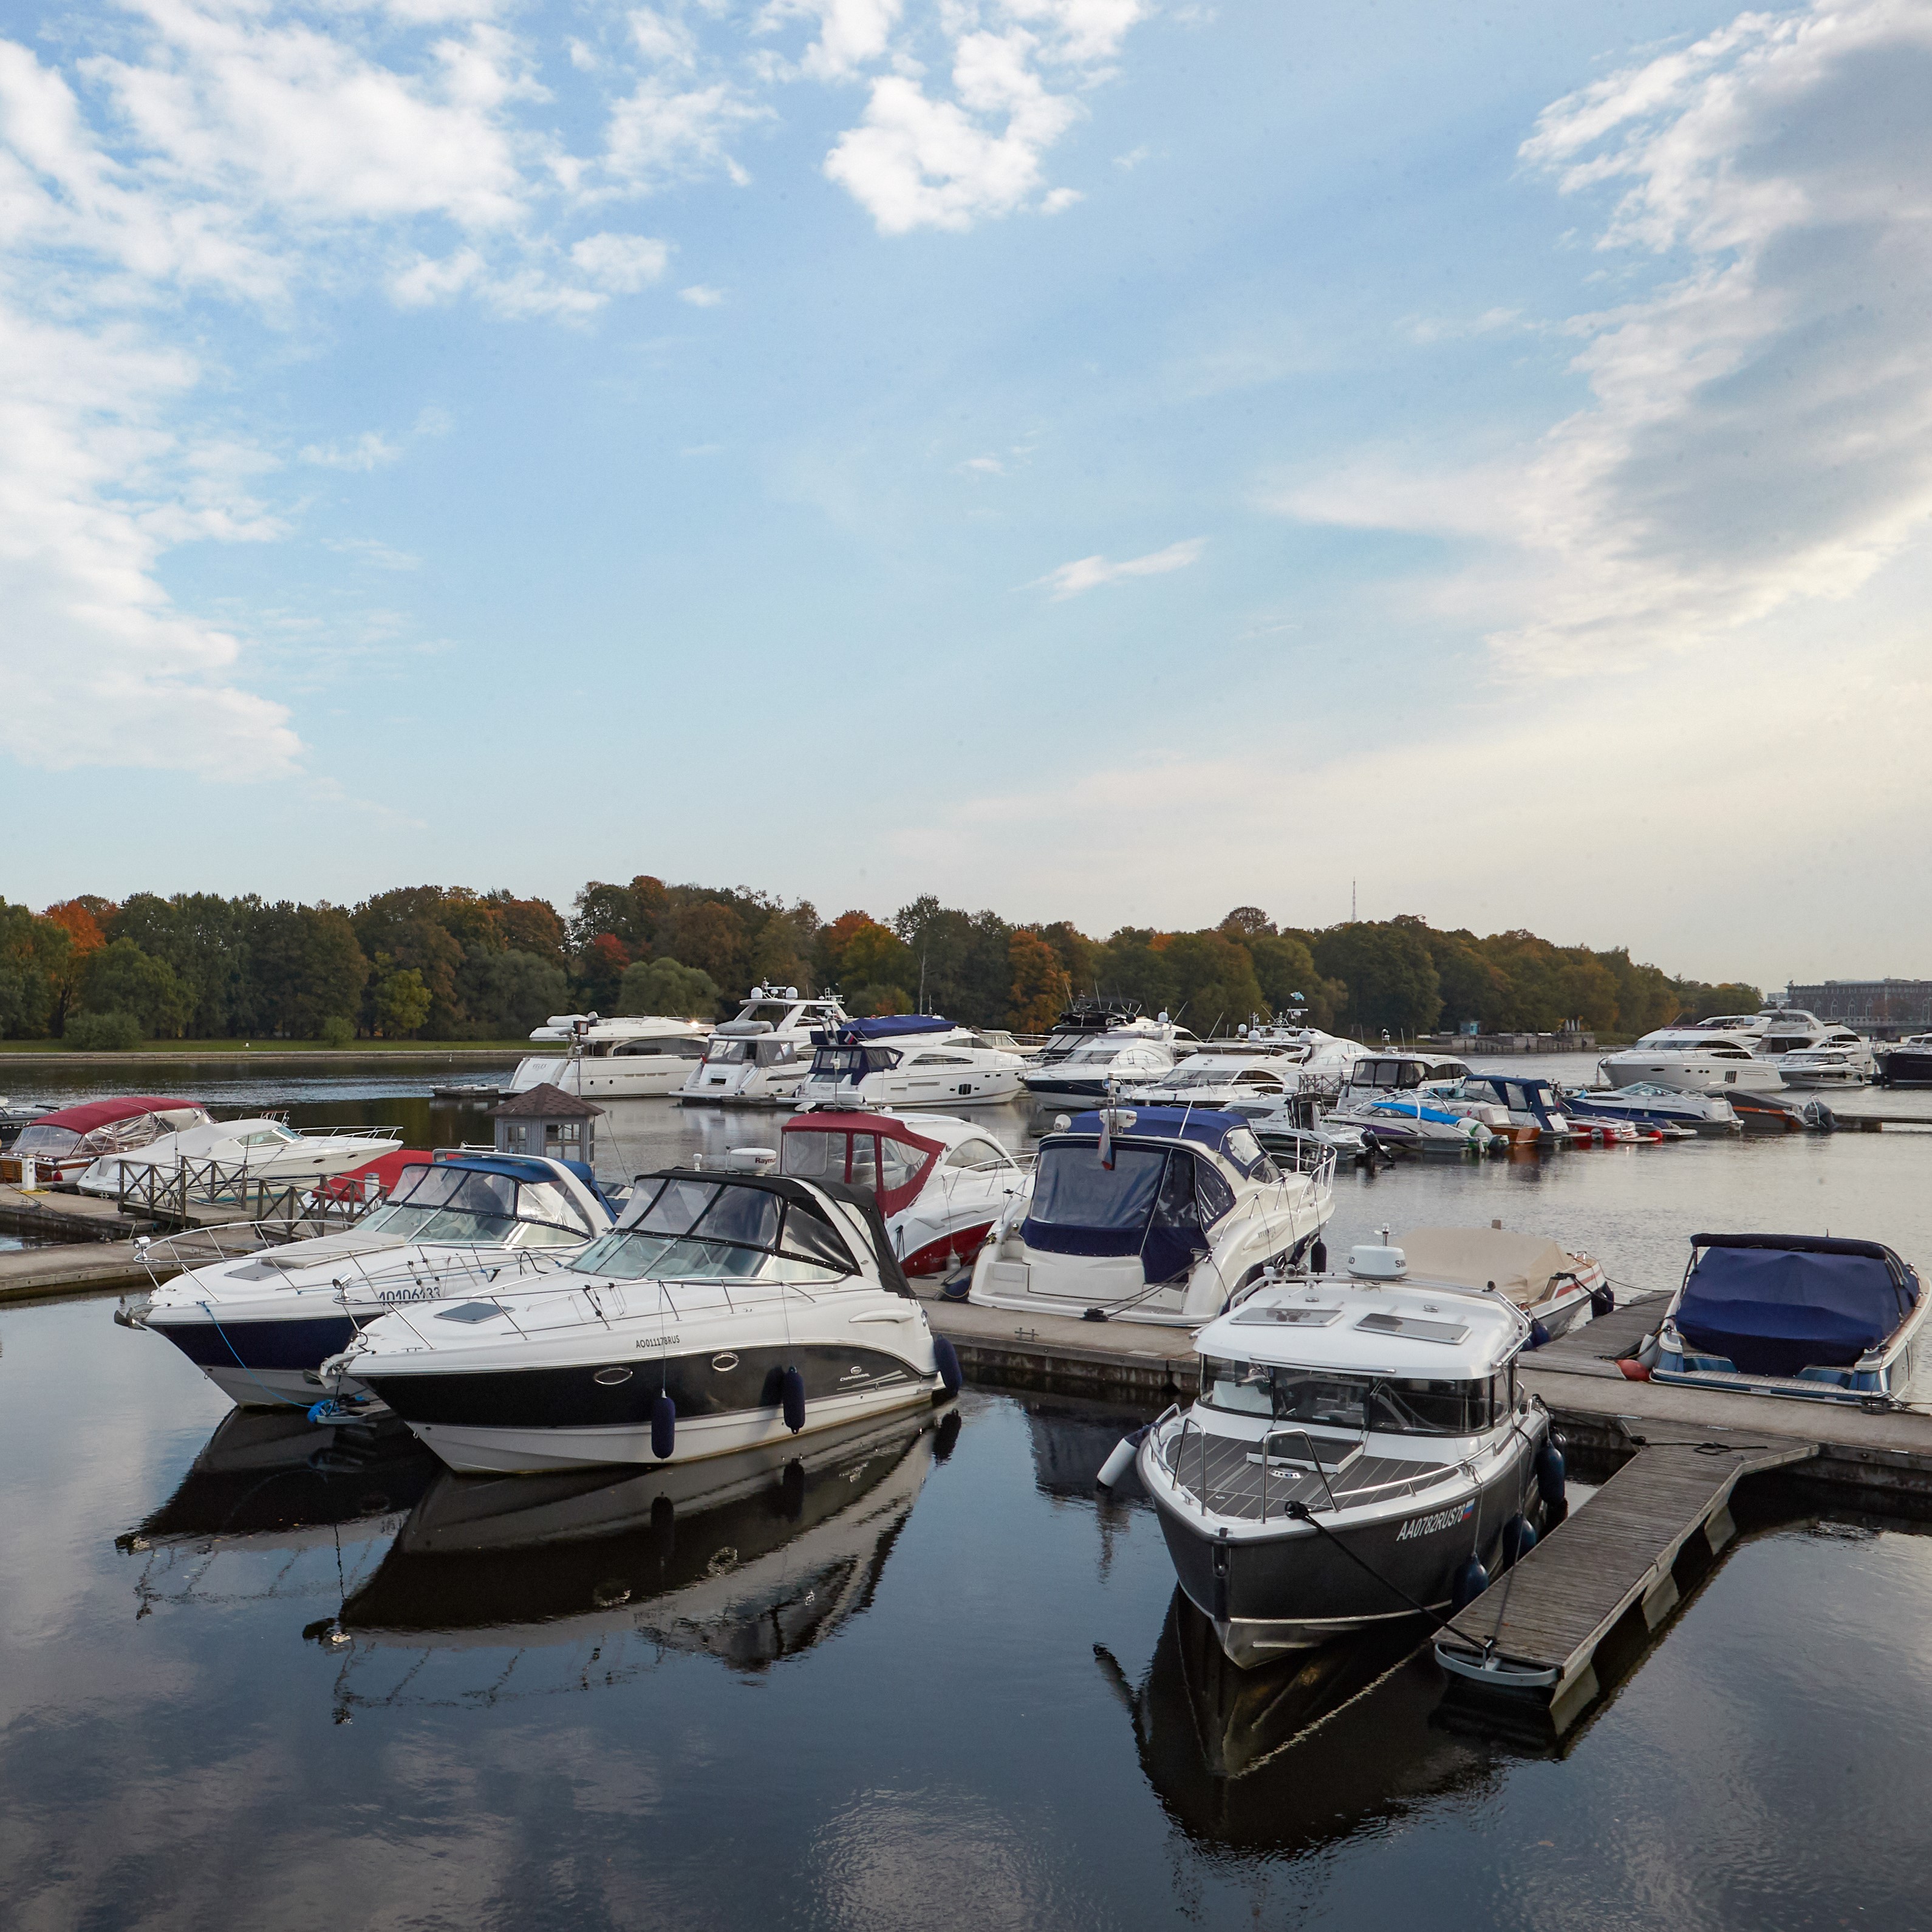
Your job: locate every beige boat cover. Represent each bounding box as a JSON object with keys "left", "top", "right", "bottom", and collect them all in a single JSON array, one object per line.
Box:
[{"left": 1395, "top": 1226, "right": 1581, "bottom": 1309}]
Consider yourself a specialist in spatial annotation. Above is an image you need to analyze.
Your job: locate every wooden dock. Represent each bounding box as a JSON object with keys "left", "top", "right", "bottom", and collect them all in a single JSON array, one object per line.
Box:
[
  {"left": 1435, "top": 1433, "right": 1816, "bottom": 1731},
  {"left": 0, "top": 1181, "right": 273, "bottom": 1302}
]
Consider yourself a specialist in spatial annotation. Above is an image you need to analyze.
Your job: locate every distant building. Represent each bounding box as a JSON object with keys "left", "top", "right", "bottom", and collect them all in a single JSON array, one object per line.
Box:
[{"left": 1783, "top": 980, "right": 1932, "bottom": 1034}]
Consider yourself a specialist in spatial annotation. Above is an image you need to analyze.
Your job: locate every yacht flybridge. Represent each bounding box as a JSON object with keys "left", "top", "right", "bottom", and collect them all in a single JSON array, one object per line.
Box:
[
  {"left": 969, "top": 1106, "right": 1334, "bottom": 1326},
  {"left": 1129, "top": 1240, "right": 1557, "bottom": 1666},
  {"left": 793, "top": 1015, "right": 1028, "bottom": 1110},
  {"left": 323, "top": 1169, "right": 958, "bottom": 1473},
  {"left": 777, "top": 1108, "right": 1028, "bottom": 1279},
  {"left": 511, "top": 1015, "right": 713, "bottom": 1101},
  {"left": 128, "top": 1153, "right": 617, "bottom": 1409},
  {"left": 677, "top": 988, "right": 850, "bottom": 1107}
]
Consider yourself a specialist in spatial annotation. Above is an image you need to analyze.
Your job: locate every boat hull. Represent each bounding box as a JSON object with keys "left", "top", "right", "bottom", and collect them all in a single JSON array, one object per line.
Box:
[{"left": 1146, "top": 1432, "right": 1540, "bottom": 1666}]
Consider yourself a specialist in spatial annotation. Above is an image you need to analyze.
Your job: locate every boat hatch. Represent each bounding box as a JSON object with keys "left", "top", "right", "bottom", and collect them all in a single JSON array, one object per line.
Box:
[
  {"left": 437, "top": 1303, "right": 508, "bottom": 1324},
  {"left": 1354, "top": 1311, "right": 1470, "bottom": 1345},
  {"left": 1233, "top": 1303, "right": 1344, "bottom": 1327}
]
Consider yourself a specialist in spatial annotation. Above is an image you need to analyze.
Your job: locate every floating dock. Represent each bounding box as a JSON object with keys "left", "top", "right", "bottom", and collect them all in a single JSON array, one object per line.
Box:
[
  {"left": 0, "top": 1181, "right": 271, "bottom": 1302},
  {"left": 1435, "top": 1433, "right": 1817, "bottom": 1730}
]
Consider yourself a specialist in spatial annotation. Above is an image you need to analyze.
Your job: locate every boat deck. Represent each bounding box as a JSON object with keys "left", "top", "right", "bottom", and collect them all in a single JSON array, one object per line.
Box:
[
  {"left": 1155, "top": 1425, "right": 1453, "bottom": 1523},
  {"left": 1435, "top": 1433, "right": 1816, "bottom": 1730}
]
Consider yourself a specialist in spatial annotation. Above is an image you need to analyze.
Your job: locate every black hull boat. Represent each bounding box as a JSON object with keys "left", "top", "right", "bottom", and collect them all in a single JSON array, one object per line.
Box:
[{"left": 1125, "top": 1238, "right": 1560, "bottom": 1667}]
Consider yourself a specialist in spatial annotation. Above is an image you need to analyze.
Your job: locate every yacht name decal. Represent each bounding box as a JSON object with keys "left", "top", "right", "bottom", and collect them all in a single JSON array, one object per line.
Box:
[{"left": 1396, "top": 1500, "right": 1475, "bottom": 1541}]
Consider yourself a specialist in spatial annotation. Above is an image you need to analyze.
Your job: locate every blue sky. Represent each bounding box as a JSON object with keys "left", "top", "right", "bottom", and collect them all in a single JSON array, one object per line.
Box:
[{"left": 4, "top": 0, "right": 1930, "bottom": 987}]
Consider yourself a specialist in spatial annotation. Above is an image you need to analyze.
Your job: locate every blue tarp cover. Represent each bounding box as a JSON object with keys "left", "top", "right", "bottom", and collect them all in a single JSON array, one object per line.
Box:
[
  {"left": 833, "top": 1015, "right": 954, "bottom": 1042},
  {"left": 1678, "top": 1240, "right": 1917, "bottom": 1377}
]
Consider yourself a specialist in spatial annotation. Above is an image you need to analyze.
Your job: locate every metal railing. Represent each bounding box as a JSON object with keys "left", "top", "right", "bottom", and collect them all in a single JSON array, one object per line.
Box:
[{"left": 120, "top": 1156, "right": 389, "bottom": 1236}]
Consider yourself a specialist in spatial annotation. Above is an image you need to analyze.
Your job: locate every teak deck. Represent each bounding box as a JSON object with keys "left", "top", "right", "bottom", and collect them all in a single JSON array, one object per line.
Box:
[{"left": 1436, "top": 1433, "right": 1816, "bottom": 1729}]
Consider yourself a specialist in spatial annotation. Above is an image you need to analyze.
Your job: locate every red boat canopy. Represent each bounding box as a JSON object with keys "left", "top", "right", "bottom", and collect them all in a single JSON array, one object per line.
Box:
[
  {"left": 781, "top": 1111, "right": 942, "bottom": 1218},
  {"left": 318, "top": 1148, "right": 434, "bottom": 1204},
  {"left": 33, "top": 1096, "right": 199, "bottom": 1132}
]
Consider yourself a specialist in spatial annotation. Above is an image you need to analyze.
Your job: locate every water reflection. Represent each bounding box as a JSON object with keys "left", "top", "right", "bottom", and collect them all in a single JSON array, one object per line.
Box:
[
  {"left": 1100, "top": 1591, "right": 1493, "bottom": 1849},
  {"left": 321, "top": 1407, "right": 957, "bottom": 1709},
  {"left": 117, "top": 1410, "right": 437, "bottom": 1616}
]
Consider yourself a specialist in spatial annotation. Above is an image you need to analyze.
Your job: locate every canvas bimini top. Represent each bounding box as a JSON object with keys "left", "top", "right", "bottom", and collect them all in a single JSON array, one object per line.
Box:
[
  {"left": 1677, "top": 1232, "right": 1920, "bottom": 1377},
  {"left": 820, "top": 1015, "right": 957, "bottom": 1044}
]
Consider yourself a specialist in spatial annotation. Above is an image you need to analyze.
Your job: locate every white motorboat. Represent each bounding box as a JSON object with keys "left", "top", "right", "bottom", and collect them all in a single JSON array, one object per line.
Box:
[
  {"left": 128, "top": 1152, "right": 617, "bottom": 1409},
  {"left": 1235, "top": 1021, "right": 1369, "bottom": 1088},
  {"left": 1692, "top": 1008, "right": 1872, "bottom": 1062},
  {"left": 1388, "top": 1225, "right": 1609, "bottom": 1340},
  {"left": 1131, "top": 1046, "right": 1323, "bottom": 1110},
  {"left": 510, "top": 1014, "right": 714, "bottom": 1101},
  {"left": 1776, "top": 1046, "right": 1872, "bottom": 1089},
  {"left": 1556, "top": 1081, "right": 1741, "bottom": 1134},
  {"left": 791, "top": 1015, "right": 1027, "bottom": 1110},
  {"left": 77, "top": 1116, "right": 401, "bottom": 1196},
  {"left": 10, "top": 1095, "right": 211, "bottom": 1183},
  {"left": 776, "top": 1107, "right": 1028, "bottom": 1280},
  {"left": 1127, "top": 1240, "right": 1557, "bottom": 1665},
  {"left": 1439, "top": 1073, "right": 1579, "bottom": 1147},
  {"left": 1321, "top": 1053, "right": 1501, "bottom": 1155},
  {"left": 677, "top": 986, "right": 851, "bottom": 1107},
  {"left": 322, "top": 1169, "right": 958, "bottom": 1473},
  {"left": 1597, "top": 1031, "right": 1786, "bottom": 1094},
  {"left": 1650, "top": 1232, "right": 1927, "bottom": 1405},
  {"left": 1019, "top": 1014, "right": 1200, "bottom": 1111},
  {"left": 968, "top": 1105, "right": 1334, "bottom": 1327}
]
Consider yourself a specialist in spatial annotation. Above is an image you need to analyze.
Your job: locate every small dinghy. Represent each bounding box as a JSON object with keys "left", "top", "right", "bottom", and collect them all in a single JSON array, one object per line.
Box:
[{"left": 1651, "top": 1233, "right": 1926, "bottom": 1404}]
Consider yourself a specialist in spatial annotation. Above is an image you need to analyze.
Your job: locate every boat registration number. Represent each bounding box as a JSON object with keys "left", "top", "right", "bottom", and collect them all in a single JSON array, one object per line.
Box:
[
  {"left": 634, "top": 1334, "right": 681, "bottom": 1348},
  {"left": 1396, "top": 1500, "right": 1475, "bottom": 1541}
]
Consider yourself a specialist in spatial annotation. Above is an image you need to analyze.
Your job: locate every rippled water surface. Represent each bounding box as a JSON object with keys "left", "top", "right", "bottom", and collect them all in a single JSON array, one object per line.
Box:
[{"left": 5, "top": 1065, "right": 1932, "bottom": 1928}]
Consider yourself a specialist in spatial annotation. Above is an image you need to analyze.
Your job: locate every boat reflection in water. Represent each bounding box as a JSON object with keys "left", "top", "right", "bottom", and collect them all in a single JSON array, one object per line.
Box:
[
  {"left": 1098, "top": 1591, "right": 1495, "bottom": 1849},
  {"left": 117, "top": 1408, "right": 439, "bottom": 1616},
  {"left": 317, "top": 1405, "right": 957, "bottom": 1708}
]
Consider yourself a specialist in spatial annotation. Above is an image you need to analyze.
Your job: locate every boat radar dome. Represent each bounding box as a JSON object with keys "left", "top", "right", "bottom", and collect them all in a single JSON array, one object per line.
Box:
[{"left": 1347, "top": 1244, "right": 1408, "bottom": 1281}]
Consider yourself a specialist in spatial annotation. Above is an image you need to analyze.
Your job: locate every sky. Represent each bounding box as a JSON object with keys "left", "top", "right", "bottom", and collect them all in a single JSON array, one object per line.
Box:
[{"left": 2, "top": 0, "right": 1930, "bottom": 990}]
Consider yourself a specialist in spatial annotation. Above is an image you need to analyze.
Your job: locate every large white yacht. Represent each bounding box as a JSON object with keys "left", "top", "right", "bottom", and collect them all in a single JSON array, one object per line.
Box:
[
  {"left": 1597, "top": 1031, "right": 1786, "bottom": 1094},
  {"left": 968, "top": 1105, "right": 1334, "bottom": 1327},
  {"left": 1020, "top": 1014, "right": 1200, "bottom": 1111},
  {"left": 677, "top": 987, "right": 850, "bottom": 1107},
  {"left": 791, "top": 1015, "right": 1028, "bottom": 1110},
  {"left": 510, "top": 1015, "right": 713, "bottom": 1101},
  {"left": 323, "top": 1168, "right": 958, "bottom": 1473},
  {"left": 1130, "top": 1044, "right": 1326, "bottom": 1111}
]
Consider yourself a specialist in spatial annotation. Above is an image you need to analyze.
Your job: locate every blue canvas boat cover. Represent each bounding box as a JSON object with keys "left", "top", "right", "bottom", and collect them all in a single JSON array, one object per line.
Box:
[
  {"left": 831, "top": 1015, "right": 954, "bottom": 1042},
  {"left": 1063, "top": 1107, "right": 1248, "bottom": 1153},
  {"left": 1677, "top": 1234, "right": 1919, "bottom": 1378}
]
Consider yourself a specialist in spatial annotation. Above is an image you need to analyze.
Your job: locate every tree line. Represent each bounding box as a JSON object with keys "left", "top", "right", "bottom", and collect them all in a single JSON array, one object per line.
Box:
[{"left": 0, "top": 879, "right": 1764, "bottom": 1045}]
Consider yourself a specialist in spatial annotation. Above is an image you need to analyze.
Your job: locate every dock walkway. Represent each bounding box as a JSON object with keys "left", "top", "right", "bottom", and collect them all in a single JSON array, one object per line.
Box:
[{"left": 1436, "top": 1434, "right": 1815, "bottom": 1730}]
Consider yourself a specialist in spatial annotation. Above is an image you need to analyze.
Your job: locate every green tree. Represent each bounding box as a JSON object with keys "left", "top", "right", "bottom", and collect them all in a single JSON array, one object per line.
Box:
[
  {"left": 666, "top": 900, "right": 746, "bottom": 989},
  {"left": 108, "top": 892, "right": 257, "bottom": 1036},
  {"left": 0, "top": 901, "right": 73, "bottom": 1037},
  {"left": 78, "top": 939, "right": 188, "bottom": 1037},
  {"left": 1161, "top": 931, "right": 1266, "bottom": 1036},
  {"left": 374, "top": 966, "right": 431, "bottom": 1037},
  {"left": 1008, "top": 928, "right": 1068, "bottom": 1033},
  {"left": 1312, "top": 921, "right": 1442, "bottom": 1036},
  {"left": 65, "top": 1009, "right": 143, "bottom": 1050},
  {"left": 248, "top": 903, "right": 370, "bottom": 1037},
  {"left": 459, "top": 947, "right": 571, "bottom": 1037},
  {"left": 619, "top": 956, "right": 722, "bottom": 1019},
  {"left": 352, "top": 889, "right": 466, "bottom": 1036},
  {"left": 1248, "top": 932, "right": 1344, "bottom": 1030},
  {"left": 1093, "top": 929, "right": 1177, "bottom": 1016}
]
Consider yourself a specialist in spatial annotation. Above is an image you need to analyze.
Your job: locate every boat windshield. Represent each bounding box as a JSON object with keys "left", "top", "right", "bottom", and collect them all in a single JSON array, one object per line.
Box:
[
  {"left": 1201, "top": 1359, "right": 1510, "bottom": 1435},
  {"left": 809, "top": 1046, "right": 899, "bottom": 1080},
  {"left": 12, "top": 1122, "right": 81, "bottom": 1158},
  {"left": 360, "top": 1164, "right": 593, "bottom": 1246},
  {"left": 567, "top": 1177, "right": 858, "bottom": 1283}
]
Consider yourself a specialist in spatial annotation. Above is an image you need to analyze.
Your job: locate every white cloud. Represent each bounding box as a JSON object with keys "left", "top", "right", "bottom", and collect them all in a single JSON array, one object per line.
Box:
[
  {"left": 678, "top": 282, "right": 726, "bottom": 304},
  {"left": 1278, "top": 0, "right": 1932, "bottom": 672},
  {"left": 571, "top": 230, "right": 671, "bottom": 289},
  {"left": 301, "top": 431, "right": 402, "bottom": 471},
  {"left": 960, "top": 454, "right": 1005, "bottom": 474},
  {"left": 1033, "top": 536, "right": 1204, "bottom": 598},
  {"left": 601, "top": 76, "right": 765, "bottom": 189},
  {"left": 760, "top": 0, "right": 905, "bottom": 80}
]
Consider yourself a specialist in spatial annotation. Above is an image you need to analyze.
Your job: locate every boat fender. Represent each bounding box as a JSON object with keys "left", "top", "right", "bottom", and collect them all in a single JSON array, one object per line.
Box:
[
  {"left": 1590, "top": 1285, "right": 1616, "bottom": 1317},
  {"left": 1451, "top": 1558, "right": 1490, "bottom": 1613},
  {"left": 1527, "top": 1319, "right": 1551, "bottom": 1351},
  {"left": 932, "top": 1334, "right": 963, "bottom": 1396},
  {"left": 307, "top": 1398, "right": 349, "bottom": 1425},
  {"left": 781, "top": 1366, "right": 807, "bottom": 1433},
  {"left": 1535, "top": 1441, "right": 1566, "bottom": 1509},
  {"left": 1310, "top": 1239, "right": 1328, "bottom": 1274},
  {"left": 1082, "top": 1307, "right": 1109, "bottom": 1322},
  {"left": 938, "top": 1273, "right": 973, "bottom": 1303},
  {"left": 651, "top": 1394, "right": 676, "bottom": 1459},
  {"left": 1616, "top": 1356, "right": 1651, "bottom": 1382},
  {"left": 1501, "top": 1514, "right": 1538, "bottom": 1566},
  {"left": 1096, "top": 1426, "right": 1148, "bottom": 1489}
]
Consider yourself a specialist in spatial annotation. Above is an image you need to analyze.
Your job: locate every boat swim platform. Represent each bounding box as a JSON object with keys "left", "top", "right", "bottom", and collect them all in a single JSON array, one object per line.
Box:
[{"left": 1435, "top": 1433, "right": 1817, "bottom": 1734}]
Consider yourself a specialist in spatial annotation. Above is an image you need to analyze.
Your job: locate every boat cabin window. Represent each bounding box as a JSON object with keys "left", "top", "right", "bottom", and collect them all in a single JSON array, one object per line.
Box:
[
  {"left": 615, "top": 1036, "right": 709, "bottom": 1059},
  {"left": 909, "top": 1052, "right": 971, "bottom": 1066},
  {"left": 568, "top": 1178, "right": 857, "bottom": 1283},
  {"left": 1199, "top": 1361, "right": 1511, "bottom": 1434},
  {"left": 810, "top": 1046, "right": 899, "bottom": 1080},
  {"left": 1220, "top": 1127, "right": 1275, "bottom": 1180},
  {"left": 943, "top": 1138, "right": 1010, "bottom": 1170},
  {"left": 361, "top": 1163, "right": 594, "bottom": 1246},
  {"left": 879, "top": 1137, "right": 928, "bottom": 1193},
  {"left": 705, "top": 1039, "right": 755, "bottom": 1065},
  {"left": 756, "top": 1040, "right": 798, "bottom": 1067}
]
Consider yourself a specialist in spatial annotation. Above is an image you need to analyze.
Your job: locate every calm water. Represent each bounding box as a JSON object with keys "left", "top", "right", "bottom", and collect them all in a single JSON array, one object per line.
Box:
[{"left": 5, "top": 1067, "right": 1932, "bottom": 1928}]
